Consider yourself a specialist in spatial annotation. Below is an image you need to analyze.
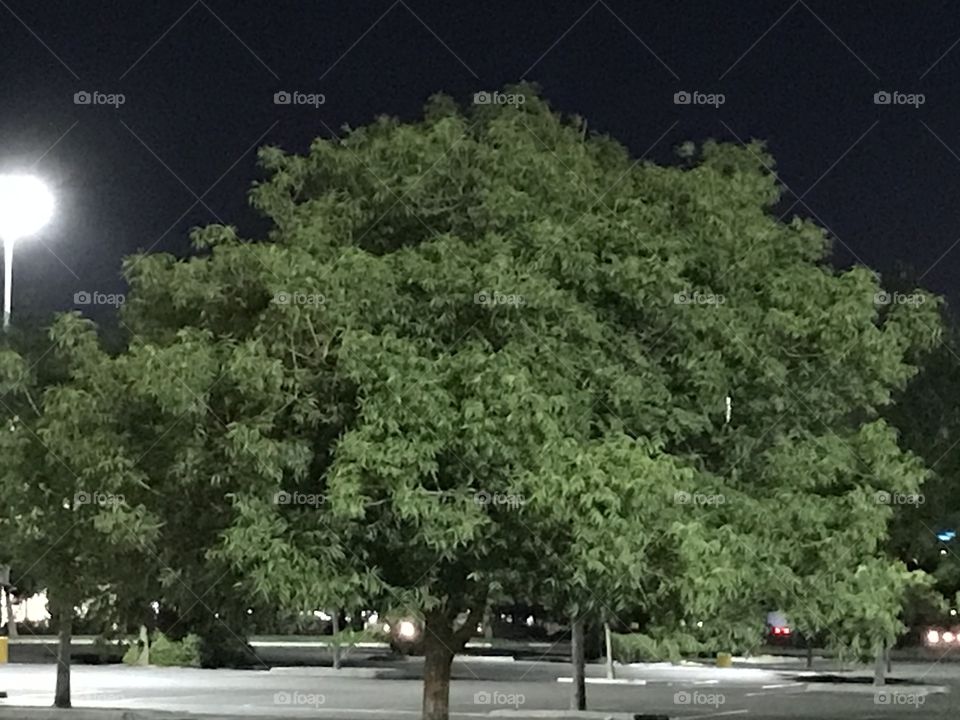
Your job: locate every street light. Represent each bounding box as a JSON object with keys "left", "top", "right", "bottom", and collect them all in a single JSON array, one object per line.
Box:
[{"left": 0, "top": 174, "right": 55, "bottom": 331}]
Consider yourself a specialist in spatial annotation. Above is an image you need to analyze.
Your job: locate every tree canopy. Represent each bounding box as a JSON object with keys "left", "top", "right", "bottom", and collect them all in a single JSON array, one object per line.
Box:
[{"left": 0, "top": 85, "right": 942, "bottom": 719}]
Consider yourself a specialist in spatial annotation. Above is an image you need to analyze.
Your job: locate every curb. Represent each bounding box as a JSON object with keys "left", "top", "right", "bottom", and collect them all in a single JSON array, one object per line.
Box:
[
  {"left": 267, "top": 666, "right": 398, "bottom": 678},
  {"left": 488, "top": 712, "right": 666, "bottom": 719},
  {"left": 556, "top": 677, "right": 647, "bottom": 686},
  {"left": 803, "top": 683, "right": 948, "bottom": 695}
]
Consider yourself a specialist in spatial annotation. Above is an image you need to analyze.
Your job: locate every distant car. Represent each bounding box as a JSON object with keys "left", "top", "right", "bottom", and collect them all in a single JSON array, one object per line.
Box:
[{"left": 766, "top": 610, "right": 794, "bottom": 645}]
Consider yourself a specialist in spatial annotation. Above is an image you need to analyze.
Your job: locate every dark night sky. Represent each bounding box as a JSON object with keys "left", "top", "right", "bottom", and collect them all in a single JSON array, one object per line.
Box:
[{"left": 3, "top": 1, "right": 960, "bottom": 322}]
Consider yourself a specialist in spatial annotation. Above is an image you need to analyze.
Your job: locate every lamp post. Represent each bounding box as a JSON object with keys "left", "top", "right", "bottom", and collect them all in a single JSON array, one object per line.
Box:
[
  {"left": 0, "top": 174, "right": 55, "bottom": 332},
  {"left": 0, "top": 175, "right": 53, "bottom": 656}
]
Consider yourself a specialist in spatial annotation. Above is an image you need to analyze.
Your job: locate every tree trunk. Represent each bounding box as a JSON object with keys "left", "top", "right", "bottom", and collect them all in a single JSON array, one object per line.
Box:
[
  {"left": 331, "top": 608, "right": 341, "bottom": 670},
  {"left": 570, "top": 615, "right": 586, "bottom": 710},
  {"left": 54, "top": 604, "right": 72, "bottom": 708},
  {"left": 483, "top": 607, "right": 493, "bottom": 640},
  {"left": 604, "top": 621, "right": 615, "bottom": 679},
  {"left": 805, "top": 639, "right": 813, "bottom": 670},
  {"left": 421, "top": 618, "right": 455, "bottom": 720},
  {"left": 3, "top": 587, "right": 16, "bottom": 638},
  {"left": 138, "top": 624, "right": 150, "bottom": 665},
  {"left": 873, "top": 643, "right": 886, "bottom": 686}
]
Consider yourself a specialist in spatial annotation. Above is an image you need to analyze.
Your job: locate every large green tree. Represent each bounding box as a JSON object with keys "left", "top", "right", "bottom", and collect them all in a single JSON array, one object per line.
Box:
[{"left": 109, "top": 87, "right": 938, "bottom": 720}]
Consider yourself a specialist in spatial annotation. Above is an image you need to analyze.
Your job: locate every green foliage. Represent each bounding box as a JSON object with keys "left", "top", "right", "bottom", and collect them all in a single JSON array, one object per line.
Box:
[
  {"left": 611, "top": 632, "right": 685, "bottom": 664},
  {"left": 121, "top": 642, "right": 142, "bottom": 666},
  {"left": 118, "top": 86, "right": 938, "bottom": 658},
  {"left": 148, "top": 632, "right": 202, "bottom": 667}
]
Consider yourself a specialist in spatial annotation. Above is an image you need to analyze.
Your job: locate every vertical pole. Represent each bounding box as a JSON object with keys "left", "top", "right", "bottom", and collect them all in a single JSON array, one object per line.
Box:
[
  {"left": 3, "top": 240, "right": 13, "bottom": 332},
  {"left": 604, "top": 622, "right": 615, "bottom": 679}
]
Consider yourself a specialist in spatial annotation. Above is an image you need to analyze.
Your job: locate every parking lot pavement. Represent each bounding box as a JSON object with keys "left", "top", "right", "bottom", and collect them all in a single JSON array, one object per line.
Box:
[{"left": 0, "top": 659, "right": 954, "bottom": 719}]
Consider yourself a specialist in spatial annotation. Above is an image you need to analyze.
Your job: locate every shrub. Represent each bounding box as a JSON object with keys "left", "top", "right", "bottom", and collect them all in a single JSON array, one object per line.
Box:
[{"left": 149, "top": 632, "right": 201, "bottom": 667}]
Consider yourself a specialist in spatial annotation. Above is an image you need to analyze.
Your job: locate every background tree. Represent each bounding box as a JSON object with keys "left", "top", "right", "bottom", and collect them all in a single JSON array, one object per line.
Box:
[{"left": 0, "top": 315, "right": 160, "bottom": 707}]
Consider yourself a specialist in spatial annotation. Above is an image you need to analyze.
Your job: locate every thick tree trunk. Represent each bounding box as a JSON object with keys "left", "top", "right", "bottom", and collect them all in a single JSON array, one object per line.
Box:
[
  {"left": 54, "top": 605, "right": 72, "bottom": 708},
  {"left": 421, "top": 621, "right": 455, "bottom": 720},
  {"left": 805, "top": 639, "right": 813, "bottom": 669},
  {"left": 570, "top": 615, "right": 586, "bottom": 710}
]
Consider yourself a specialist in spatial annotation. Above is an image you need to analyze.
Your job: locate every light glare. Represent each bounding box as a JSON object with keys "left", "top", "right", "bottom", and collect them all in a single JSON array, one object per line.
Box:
[{"left": 0, "top": 174, "right": 54, "bottom": 241}]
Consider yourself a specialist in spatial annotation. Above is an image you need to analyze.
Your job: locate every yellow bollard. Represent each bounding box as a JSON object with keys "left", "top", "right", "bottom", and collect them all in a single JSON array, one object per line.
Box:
[
  {"left": 0, "top": 636, "right": 8, "bottom": 664},
  {"left": 716, "top": 651, "right": 732, "bottom": 668}
]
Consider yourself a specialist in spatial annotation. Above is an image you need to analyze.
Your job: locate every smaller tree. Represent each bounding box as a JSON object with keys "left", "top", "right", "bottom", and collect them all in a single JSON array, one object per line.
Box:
[{"left": 0, "top": 315, "right": 159, "bottom": 707}]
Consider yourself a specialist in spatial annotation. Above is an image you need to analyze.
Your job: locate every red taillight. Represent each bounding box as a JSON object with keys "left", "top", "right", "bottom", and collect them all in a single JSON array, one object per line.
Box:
[{"left": 771, "top": 626, "right": 790, "bottom": 636}]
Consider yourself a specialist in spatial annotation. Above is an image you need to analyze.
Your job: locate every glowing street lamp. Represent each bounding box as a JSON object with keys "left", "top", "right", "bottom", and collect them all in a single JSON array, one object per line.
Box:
[{"left": 0, "top": 174, "right": 54, "bottom": 331}]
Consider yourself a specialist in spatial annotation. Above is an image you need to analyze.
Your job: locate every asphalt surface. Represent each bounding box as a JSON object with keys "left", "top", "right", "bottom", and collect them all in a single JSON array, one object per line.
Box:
[{"left": 0, "top": 657, "right": 954, "bottom": 719}]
